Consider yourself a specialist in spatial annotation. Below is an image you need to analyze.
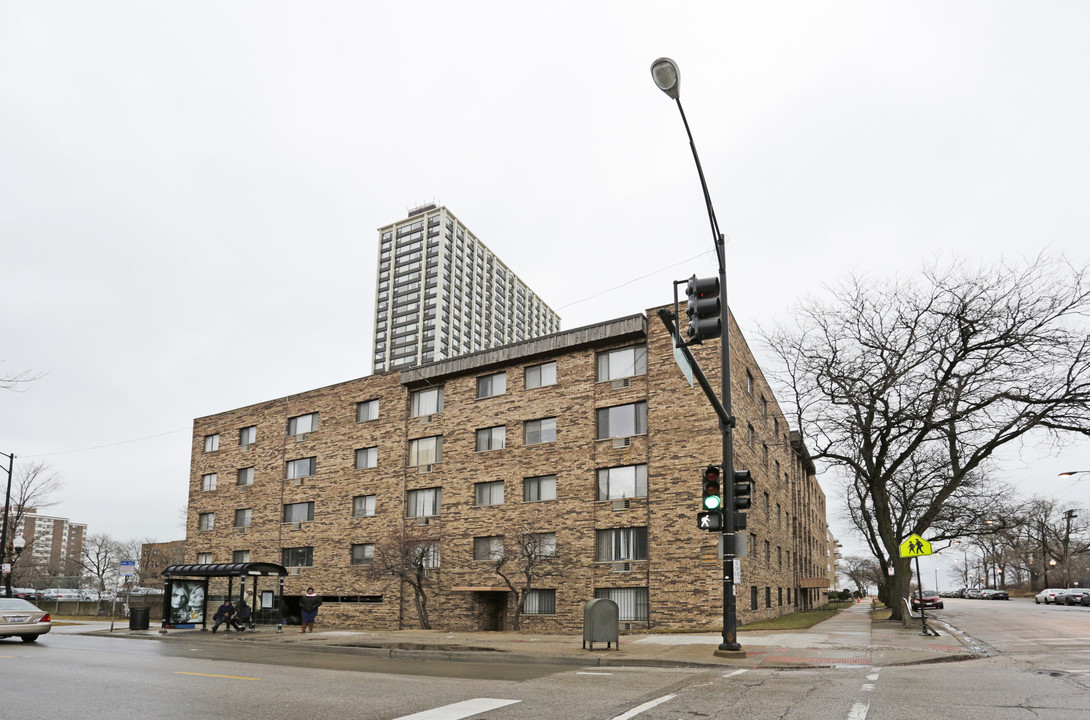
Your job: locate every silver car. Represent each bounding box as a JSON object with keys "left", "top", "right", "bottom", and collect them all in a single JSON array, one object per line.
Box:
[
  {"left": 0, "top": 598, "right": 52, "bottom": 642},
  {"left": 1035, "top": 588, "right": 1064, "bottom": 604}
]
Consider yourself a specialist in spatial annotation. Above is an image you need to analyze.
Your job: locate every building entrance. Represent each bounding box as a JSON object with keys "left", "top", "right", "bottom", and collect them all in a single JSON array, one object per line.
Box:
[{"left": 475, "top": 591, "right": 507, "bottom": 631}]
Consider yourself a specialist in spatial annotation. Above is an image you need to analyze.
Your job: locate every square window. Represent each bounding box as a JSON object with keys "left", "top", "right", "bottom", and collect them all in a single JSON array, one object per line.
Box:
[
  {"left": 595, "top": 402, "right": 647, "bottom": 440},
  {"left": 525, "top": 361, "right": 557, "bottom": 389},
  {"left": 203, "top": 434, "right": 220, "bottom": 453},
  {"left": 595, "top": 527, "right": 648, "bottom": 562},
  {"left": 593, "top": 587, "right": 648, "bottom": 622},
  {"left": 198, "top": 513, "right": 214, "bottom": 531},
  {"left": 474, "top": 535, "right": 504, "bottom": 561},
  {"left": 356, "top": 399, "right": 380, "bottom": 422},
  {"left": 288, "top": 413, "right": 319, "bottom": 436},
  {"left": 408, "top": 436, "right": 442, "bottom": 466},
  {"left": 476, "top": 372, "right": 506, "bottom": 398},
  {"left": 196, "top": 552, "right": 213, "bottom": 564},
  {"left": 596, "top": 346, "right": 647, "bottom": 382},
  {"left": 237, "top": 467, "right": 254, "bottom": 486},
  {"left": 282, "top": 546, "right": 313, "bottom": 567},
  {"left": 201, "top": 473, "right": 217, "bottom": 491},
  {"left": 596, "top": 465, "right": 648, "bottom": 500},
  {"left": 524, "top": 418, "right": 556, "bottom": 445},
  {"left": 283, "top": 502, "right": 314, "bottom": 523},
  {"left": 411, "top": 388, "right": 444, "bottom": 417},
  {"left": 233, "top": 550, "right": 250, "bottom": 563},
  {"left": 523, "top": 475, "right": 557, "bottom": 502},
  {"left": 355, "top": 446, "right": 378, "bottom": 469},
  {"left": 406, "top": 487, "right": 441, "bottom": 517},
  {"left": 234, "top": 508, "right": 251, "bottom": 528},
  {"left": 286, "top": 457, "right": 317, "bottom": 479},
  {"left": 351, "top": 543, "right": 374, "bottom": 565},
  {"left": 523, "top": 589, "right": 556, "bottom": 615},
  {"left": 475, "top": 426, "right": 506, "bottom": 452},
  {"left": 530, "top": 532, "right": 557, "bottom": 557},
  {"left": 474, "top": 481, "right": 504, "bottom": 506},
  {"left": 239, "top": 426, "right": 256, "bottom": 445},
  {"left": 353, "top": 495, "right": 376, "bottom": 518}
]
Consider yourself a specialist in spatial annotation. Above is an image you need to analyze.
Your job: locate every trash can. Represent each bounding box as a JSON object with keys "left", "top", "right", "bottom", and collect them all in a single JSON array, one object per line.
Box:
[{"left": 129, "top": 606, "right": 150, "bottom": 631}]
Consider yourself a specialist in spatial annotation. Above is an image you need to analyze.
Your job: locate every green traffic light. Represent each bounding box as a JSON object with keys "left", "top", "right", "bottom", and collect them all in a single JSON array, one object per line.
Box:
[{"left": 703, "top": 494, "right": 722, "bottom": 511}]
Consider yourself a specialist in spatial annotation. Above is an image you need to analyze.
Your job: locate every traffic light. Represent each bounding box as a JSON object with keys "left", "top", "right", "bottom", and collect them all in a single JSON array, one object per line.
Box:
[
  {"left": 701, "top": 465, "right": 722, "bottom": 511},
  {"left": 685, "top": 275, "right": 722, "bottom": 343},
  {"left": 733, "top": 470, "right": 752, "bottom": 510},
  {"left": 697, "top": 511, "right": 723, "bottom": 531}
]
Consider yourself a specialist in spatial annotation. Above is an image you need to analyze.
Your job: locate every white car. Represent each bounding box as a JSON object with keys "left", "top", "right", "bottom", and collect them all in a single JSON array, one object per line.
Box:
[{"left": 1035, "top": 588, "right": 1065, "bottom": 604}]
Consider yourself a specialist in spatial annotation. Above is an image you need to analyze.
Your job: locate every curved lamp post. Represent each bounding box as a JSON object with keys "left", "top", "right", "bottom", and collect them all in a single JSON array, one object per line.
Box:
[
  {"left": 651, "top": 57, "right": 739, "bottom": 654},
  {"left": 1058, "top": 470, "right": 1090, "bottom": 479}
]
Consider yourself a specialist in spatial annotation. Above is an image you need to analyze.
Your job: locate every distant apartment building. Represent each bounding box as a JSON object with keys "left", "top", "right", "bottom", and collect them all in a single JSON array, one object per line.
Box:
[
  {"left": 186, "top": 305, "right": 834, "bottom": 631},
  {"left": 373, "top": 205, "right": 560, "bottom": 373},
  {"left": 14, "top": 507, "right": 86, "bottom": 575},
  {"left": 140, "top": 540, "right": 187, "bottom": 589}
]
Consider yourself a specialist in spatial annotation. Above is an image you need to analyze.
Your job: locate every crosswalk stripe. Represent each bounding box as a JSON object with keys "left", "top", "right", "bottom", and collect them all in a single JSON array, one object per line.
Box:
[
  {"left": 610, "top": 694, "right": 677, "bottom": 720},
  {"left": 392, "top": 698, "right": 520, "bottom": 720}
]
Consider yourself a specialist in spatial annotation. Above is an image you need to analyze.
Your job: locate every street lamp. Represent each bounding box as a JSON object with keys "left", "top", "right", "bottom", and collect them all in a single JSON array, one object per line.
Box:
[
  {"left": 1048, "top": 558, "right": 1057, "bottom": 587},
  {"left": 1058, "top": 470, "right": 1090, "bottom": 479},
  {"left": 651, "top": 57, "right": 739, "bottom": 655},
  {"left": 1, "top": 450, "right": 15, "bottom": 598}
]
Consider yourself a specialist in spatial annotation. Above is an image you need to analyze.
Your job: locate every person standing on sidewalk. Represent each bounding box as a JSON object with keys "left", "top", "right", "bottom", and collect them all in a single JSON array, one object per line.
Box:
[{"left": 299, "top": 588, "right": 322, "bottom": 633}]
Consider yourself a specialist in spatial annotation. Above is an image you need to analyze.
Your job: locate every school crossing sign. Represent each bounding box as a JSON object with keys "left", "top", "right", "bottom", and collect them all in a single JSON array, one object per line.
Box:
[{"left": 898, "top": 534, "right": 932, "bottom": 558}]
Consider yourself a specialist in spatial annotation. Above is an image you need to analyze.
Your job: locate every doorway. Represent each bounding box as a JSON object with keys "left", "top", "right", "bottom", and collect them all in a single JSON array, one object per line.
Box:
[{"left": 476, "top": 591, "right": 507, "bottom": 631}]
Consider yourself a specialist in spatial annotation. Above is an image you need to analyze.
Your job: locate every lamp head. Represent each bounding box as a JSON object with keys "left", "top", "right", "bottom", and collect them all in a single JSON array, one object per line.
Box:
[
  {"left": 12, "top": 536, "right": 26, "bottom": 554},
  {"left": 651, "top": 57, "right": 680, "bottom": 100}
]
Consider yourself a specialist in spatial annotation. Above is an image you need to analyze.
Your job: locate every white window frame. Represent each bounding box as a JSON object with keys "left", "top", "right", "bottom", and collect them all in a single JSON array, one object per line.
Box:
[
  {"left": 474, "top": 480, "right": 504, "bottom": 506},
  {"left": 596, "top": 402, "right": 648, "bottom": 440},
  {"left": 406, "top": 487, "right": 441, "bottom": 517},
  {"left": 525, "top": 361, "right": 557, "bottom": 389},
  {"left": 408, "top": 436, "right": 442, "bottom": 466},
  {"left": 353, "top": 494, "right": 376, "bottom": 518},
  {"left": 596, "top": 465, "right": 648, "bottom": 500},
  {"left": 475, "top": 426, "right": 506, "bottom": 452},
  {"left": 201, "top": 473, "right": 218, "bottom": 491},
  {"left": 355, "top": 446, "right": 378, "bottom": 469},
  {"left": 411, "top": 387, "right": 444, "bottom": 417},
  {"left": 524, "top": 475, "right": 557, "bottom": 502},
  {"left": 286, "top": 457, "right": 316, "bottom": 479},
  {"left": 288, "top": 412, "right": 319, "bottom": 436},
  {"left": 203, "top": 434, "right": 220, "bottom": 453},
  {"left": 476, "top": 371, "right": 507, "bottom": 398},
  {"left": 356, "top": 399, "right": 380, "bottom": 422},
  {"left": 524, "top": 417, "right": 556, "bottom": 445},
  {"left": 196, "top": 552, "right": 213, "bottom": 564},
  {"left": 239, "top": 426, "right": 256, "bottom": 446},
  {"left": 198, "top": 513, "right": 214, "bottom": 531},
  {"left": 596, "top": 345, "right": 647, "bottom": 382}
]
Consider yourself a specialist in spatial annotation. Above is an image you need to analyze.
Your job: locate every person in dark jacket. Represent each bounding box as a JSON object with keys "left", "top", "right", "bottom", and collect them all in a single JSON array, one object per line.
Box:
[
  {"left": 211, "top": 599, "right": 235, "bottom": 634},
  {"left": 231, "top": 599, "right": 251, "bottom": 632},
  {"left": 298, "top": 588, "right": 322, "bottom": 633}
]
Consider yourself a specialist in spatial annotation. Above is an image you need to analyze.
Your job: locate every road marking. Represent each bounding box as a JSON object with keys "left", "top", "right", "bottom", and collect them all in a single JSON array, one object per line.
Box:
[
  {"left": 577, "top": 671, "right": 614, "bottom": 675},
  {"left": 861, "top": 683, "right": 875, "bottom": 692},
  {"left": 174, "top": 671, "right": 258, "bottom": 680},
  {"left": 847, "top": 701, "right": 870, "bottom": 720},
  {"left": 722, "top": 669, "right": 749, "bottom": 678},
  {"left": 392, "top": 698, "right": 520, "bottom": 720},
  {"left": 610, "top": 694, "right": 677, "bottom": 720}
]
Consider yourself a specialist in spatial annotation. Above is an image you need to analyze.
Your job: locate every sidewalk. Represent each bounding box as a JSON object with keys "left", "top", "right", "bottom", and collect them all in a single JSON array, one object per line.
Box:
[{"left": 87, "top": 602, "right": 980, "bottom": 670}]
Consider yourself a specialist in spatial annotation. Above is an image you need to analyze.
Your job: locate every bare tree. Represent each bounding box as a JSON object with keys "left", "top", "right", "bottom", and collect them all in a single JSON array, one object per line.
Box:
[
  {"left": 0, "top": 364, "right": 44, "bottom": 392},
  {"left": 491, "top": 528, "right": 562, "bottom": 631},
  {"left": 840, "top": 555, "right": 882, "bottom": 597},
  {"left": 764, "top": 256, "right": 1090, "bottom": 620},
  {"left": 2, "top": 461, "right": 63, "bottom": 597},
  {"left": 367, "top": 528, "right": 439, "bottom": 629},
  {"left": 81, "top": 533, "right": 120, "bottom": 592}
]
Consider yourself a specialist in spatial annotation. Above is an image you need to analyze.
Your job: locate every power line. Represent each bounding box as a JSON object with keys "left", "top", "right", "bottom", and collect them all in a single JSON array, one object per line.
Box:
[
  {"left": 22, "top": 428, "right": 189, "bottom": 458},
  {"left": 555, "top": 250, "right": 715, "bottom": 311}
]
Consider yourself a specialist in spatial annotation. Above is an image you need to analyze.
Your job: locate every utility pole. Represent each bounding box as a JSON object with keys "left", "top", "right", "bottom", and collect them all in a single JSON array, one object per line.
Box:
[{"left": 1062, "top": 509, "right": 1078, "bottom": 587}]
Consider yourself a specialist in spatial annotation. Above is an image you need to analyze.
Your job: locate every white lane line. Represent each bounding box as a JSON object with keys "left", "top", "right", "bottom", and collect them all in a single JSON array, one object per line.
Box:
[
  {"left": 577, "top": 671, "right": 614, "bottom": 675},
  {"left": 866, "top": 672, "right": 880, "bottom": 681},
  {"left": 861, "top": 683, "right": 875, "bottom": 692},
  {"left": 722, "top": 669, "right": 749, "bottom": 678},
  {"left": 610, "top": 694, "right": 677, "bottom": 720},
  {"left": 847, "top": 701, "right": 870, "bottom": 720},
  {"left": 392, "top": 698, "right": 520, "bottom": 720}
]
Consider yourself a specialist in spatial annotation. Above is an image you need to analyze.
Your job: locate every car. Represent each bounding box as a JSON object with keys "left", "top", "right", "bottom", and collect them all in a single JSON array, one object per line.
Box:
[
  {"left": 38, "top": 588, "right": 82, "bottom": 601},
  {"left": 912, "top": 590, "right": 944, "bottom": 610},
  {"left": 986, "top": 589, "right": 1009, "bottom": 600},
  {"left": 1082, "top": 593, "right": 1090, "bottom": 608},
  {"left": 980, "top": 589, "right": 997, "bottom": 599},
  {"left": 964, "top": 587, "right": 983, "bottom": 599},
  {"left": 1054, "top": 588, "right": 1089, "bottom": 606},
  {"left": 0, "top": 597, "right": 52, "bottom": 643},
  {"left": 1035, "top": 588, "right": 1064, "bottom": 604},
  {"left": 11, "top": 588, "right": 42, "bottom": 602}
]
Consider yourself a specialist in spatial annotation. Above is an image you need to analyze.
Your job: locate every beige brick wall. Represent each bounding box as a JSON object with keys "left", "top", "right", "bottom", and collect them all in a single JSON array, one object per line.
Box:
[{"left": 185, "top": 307, "right": 832, "bottom": 631}]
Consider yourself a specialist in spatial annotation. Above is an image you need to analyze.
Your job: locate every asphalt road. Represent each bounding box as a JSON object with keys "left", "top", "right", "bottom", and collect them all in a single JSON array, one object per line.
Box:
[{"left": 2, "top": 599, "right": 1088, "bottom": 720}]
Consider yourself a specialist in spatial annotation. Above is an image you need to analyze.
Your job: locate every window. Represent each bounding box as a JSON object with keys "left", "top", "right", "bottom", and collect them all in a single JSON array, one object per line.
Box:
[
  {"left": 474, "top": 535, "right": 504, "bottom": 561},
  {"left": 764, "top": 491, "right": 770, "bottom": 513},
  {"left": 596, "top": 345, "right": 647, "bottom": 381},
  {"left": 201, "top": 473, "right": 217, "bottom": 491},
  {"left": 476, "top": 425, "right": 506, "bottom": 452},
  {"left": 233, "top": 550, "right": 250, "bottom": 563},
  {"left": 764, "top": 540, "right": 770, "bottom": 564},
  {"left": 594, "top": 587, "right": 648, "bottom": 622},
  {"left": 525, "top": 361, "right": 557, "bottom": 389},
  {"left": 351, "top": 543, "right": 374, "bottom": 565},
  {"left": 197, "top": 552, "right": 213, "bottom": 564},
  {"left": 286, "top": 457, "right": 316, "bottom": 479},
  {"left": 234, "top": 508, "right": 252, "bottom": 528},
  {"left": 524, "top": 475, "right": 557, "bottom": 502},
  {"left": 747, "top": 424, "right": 755, "bottom": 447},
  {"left": 530, "top": 532, "right": 557, "bottom": 557},
  {"left": 353, "top": 495, "right": 376, "bottom": 518},
  {"left": 596, "top": 402, "right": 648, "bottom": 440},
  {"left": 283, "top": 502, "right": 314, "bottom": 523},
  {"left": 595, "top": 527, "right": 648, "bottom": 562},
  {"left": 766, "top": 587, "right": 772, "bottom": 608},
  {"left": 356, "top": 399, "right": 379, "bottom": 422},
  {"left": 412, "top": 541, "right": 440, "bottom": 569},
  {"left": 406, "top": 487, "right": 441, "bottom": 517},
  {"left": 282, "top": 546, "right": 313, "bottom": 567},
  {"left": 355, "top": 447, "right": 378, "bottom": 469},
  {"left": 198, "top": 513, "right": 214, "bottom": 531},
  {"left": 523, "top": 589, "right": 556, "bottom": 615},
  {"left": 204, "top": 434, "right": 220, "bottom": 452},
  {"left": 750, "top": 586, "right": 758, "bottom": 611},
  {"left": 524, "top": 418, "right": 556, "bottom": 445},
  {"left": 239, "top": 426, "right": 256, "bottom": 446},
  {"left": 596, "top": 465, "right": 648, "bottom": 500},
  {"left": 777, "top": 546, "right": 783, "bottom": 568},
  {"left": 288, "top": 412, "right": 318, "bottom": 436},
  {"left": 476, "top": 372, "right": 506, "bottom": 398},
  {"left": 746, "top": 369, "right": 754, "bottom": 396},
  {"left": 411, "top": 388, "right": 444, "bottom": 417},
  {"left": 474, "top": 481, "right": 504, "bottom": 506},
  {"left": 237, "top": 467, "right": 254, "bottom": 486},
  {"left": 408, "top": 436, "right": 442, "bottom": 466}
]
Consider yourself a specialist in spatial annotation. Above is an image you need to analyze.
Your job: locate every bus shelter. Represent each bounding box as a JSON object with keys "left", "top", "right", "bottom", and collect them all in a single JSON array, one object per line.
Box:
[{"left": 161, "top": 562, "right": 287, "bottom": 632}]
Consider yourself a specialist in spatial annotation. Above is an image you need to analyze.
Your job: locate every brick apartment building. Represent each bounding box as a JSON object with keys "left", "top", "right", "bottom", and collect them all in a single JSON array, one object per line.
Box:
[{"left": 185, "top": 307, "right": 834, "bottom": 631}]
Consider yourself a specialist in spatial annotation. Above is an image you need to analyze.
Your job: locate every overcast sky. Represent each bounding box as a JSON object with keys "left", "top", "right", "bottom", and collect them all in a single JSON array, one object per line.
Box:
[{"left": 3, "top": 1, "right": 1088, "bottom": 585}]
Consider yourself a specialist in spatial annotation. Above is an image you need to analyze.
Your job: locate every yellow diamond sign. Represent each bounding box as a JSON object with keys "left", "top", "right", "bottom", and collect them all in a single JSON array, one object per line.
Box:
[{"left": 899, "top": 534, "right": 932, "bottom": 558}]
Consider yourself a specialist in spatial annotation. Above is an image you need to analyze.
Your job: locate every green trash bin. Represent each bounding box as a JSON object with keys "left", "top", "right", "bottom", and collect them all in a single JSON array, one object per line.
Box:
[{"left": 129, "top": 606, "right": 150, "bottom": 630}]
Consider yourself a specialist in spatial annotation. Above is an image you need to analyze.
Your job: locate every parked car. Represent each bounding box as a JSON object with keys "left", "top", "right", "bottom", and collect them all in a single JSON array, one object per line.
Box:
[
  {"left": 1035, "top": 588, "right": 1065, "bottom": 604},
  {"left": 912, "top": 590, "right": 944, "bottom": 610},
  {"left": 964, "top": 587, "right": 983, "bottom": 598},
  {"left": 11, "top": 588, "right": 42, "bottom": 602},
  {"left": 985, "top": 589, "right": 1009, "bottom": 600},
  {"left": 38, "top": 588, "right": 82, "bottom": 601},
  {"left": 1082, "top": 593, "right": 1090, "bottom": 607},
  {"left": 1054, "top": 588, "right": 1089, "bottom": 606},
  {"left": 0, "top": 597, "right": 52, "bottom": 643}
]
